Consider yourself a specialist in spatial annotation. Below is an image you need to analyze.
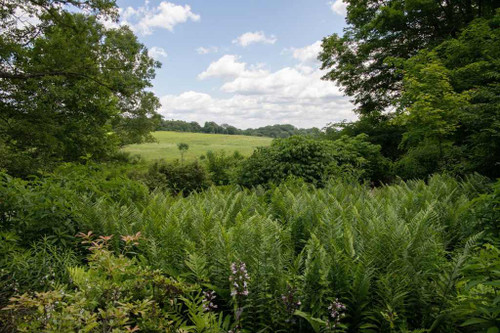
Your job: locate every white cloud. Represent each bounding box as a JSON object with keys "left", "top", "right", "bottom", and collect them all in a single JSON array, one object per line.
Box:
[
  {"left": 198, "top": 55, "right": 267, "bottom": 80},
  {"left": 196, "top": 46, "right": 218, "bottom": 55},
  {"left": 329, "top": 0, "right": 347, "bottom": 16},
  {"left": 161, "top": 54, "right": 355, "bottom": 128},
  {"left": 232, "top": 31, "right": 277, "bottom": 47},
  {"left": 290, "top": 41, "right": 323, "bottom": 63},
  {"left": 160, "top": 91, "right": 354, "bottom": 129},
  {"left": 148, "top": 46, "right": 168, "bottom": 60},
  {"left": 221, "top": 66, "right": 343, "bottom": 101},
  {"left": 102, "top": 1, "right": 200, "bottom": 35}
]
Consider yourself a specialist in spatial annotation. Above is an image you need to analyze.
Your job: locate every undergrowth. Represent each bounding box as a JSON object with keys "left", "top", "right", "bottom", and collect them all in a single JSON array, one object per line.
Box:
[{"left": 0, "top": 166, "right": 498, "bottom": 332}]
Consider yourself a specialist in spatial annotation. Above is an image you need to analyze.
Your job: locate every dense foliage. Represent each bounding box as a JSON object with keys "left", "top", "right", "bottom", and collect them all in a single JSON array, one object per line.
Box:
[
  {"left": 320, "top": 3, "right": 500, "bottom": 179},
  {"left": 1, "top": 0, "right": 499, "bottom": 332},
  {"left": 144, "top": 160, "right": 210, "bottom": 195},
  {"left": 395, "top": 13, "right": 500, "bottom": 178},
  {"left": 0, "top": 0, "right": 160, "bottom": 177},
  {"left": 0, "top": 167, "right": 498, "bottom": 332},
  {"left": 320, "top": 0, "right": 499, "bottom": 115},
  {"left": 204, "top": 151, "right": 244, "bottom": 186},
  {"left": 238, "top": 135, "right": 389, "bottom": 187},
  {"left": 157, "top": 119, "right": 321, "bottom": 138}
]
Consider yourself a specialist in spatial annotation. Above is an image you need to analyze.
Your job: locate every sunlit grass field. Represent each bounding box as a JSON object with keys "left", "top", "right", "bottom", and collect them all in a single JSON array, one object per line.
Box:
[{"left": 123, "top": 131, "right": 273, "bottom": 161}]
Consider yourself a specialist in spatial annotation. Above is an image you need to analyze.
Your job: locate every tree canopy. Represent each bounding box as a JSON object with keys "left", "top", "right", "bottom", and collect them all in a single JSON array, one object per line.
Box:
[
  {"left": 0, "top": 0, "right": 160, "bottom": 176},
  {"left": 321, "top": 3, "right": 500, "bottom": 178},
  {"left": 319, "top": 0, "right": 499, "bottom": 115},
  {"left": 156, "top": 118, "right": 321, "bottom": 138}
]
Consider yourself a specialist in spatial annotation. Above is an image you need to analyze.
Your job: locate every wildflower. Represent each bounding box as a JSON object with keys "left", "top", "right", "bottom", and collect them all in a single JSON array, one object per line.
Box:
[
  {"left": 202, "top": 290, "right": 218, "bottom": 312},
  {"left": 280, "top": 285, "right": 301, "bottom": 320},
  {"left": 327, "top": 298, "right": 346, "bottom": 329},
  {"left": 229, "top": 261, "right": 250, "bottom": 298}
]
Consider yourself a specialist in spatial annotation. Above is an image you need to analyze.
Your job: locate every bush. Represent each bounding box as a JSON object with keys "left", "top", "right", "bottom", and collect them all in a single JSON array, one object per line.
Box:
[
  {"left": 237, "top": 135, "right": 390, "bottom": 187},
  {"left": 329, "top": 134, "right": 392, "bottom": 182},
  {"left": 395, "top": 142, "right": 467, "bottom": 180},
  {"left": 205, "top": 150, "right": 244, "bottom": 185},
  {"left": 2, "top": 233, "right": 232, "bottom": 332},
  {"left": 144, "top": 159, "right": 210, "bottom": 195},
  {"left": 0, "top": 164, "right": 149, "bottom": 247}
]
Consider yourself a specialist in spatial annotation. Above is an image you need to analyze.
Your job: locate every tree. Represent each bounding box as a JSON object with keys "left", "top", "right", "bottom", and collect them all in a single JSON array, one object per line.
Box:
[
  {"left": 396, "top": 52, "right": 470, "bottom": 157},
  {"left": 395, "top": 12, "right": 500, "bottom": 177},
  {"left": 320, "top": 2, "right": 499, "bottom": 179},
  {"left": 319, "top": 0, "right": 499, "bottom": 115},
  {"left": 0, "top": 1, "right": 160, "bottom": 176},
  {"left": 203, "top": 121, "right": 223, "bottom": 134},
  {"left": 177, "top": 143, "right": 189, "bottom": 163},
  {"left": 324, "top": 114, "right": 406, "bottom": 161}
]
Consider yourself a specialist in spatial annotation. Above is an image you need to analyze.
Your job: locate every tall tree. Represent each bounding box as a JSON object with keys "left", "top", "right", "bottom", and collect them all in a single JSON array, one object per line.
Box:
[
  {"left": 396, "top": 12, "right": 500, "bottom": 177},
  {"left": 319, "top": 0, "right": 499, "bottom": 115},
  {"left": 0, "top": 0, "right": 160, "bottom": 176}
]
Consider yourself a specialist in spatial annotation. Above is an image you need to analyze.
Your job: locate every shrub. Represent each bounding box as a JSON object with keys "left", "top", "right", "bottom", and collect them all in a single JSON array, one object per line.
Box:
[
  {"left": 205, "top": 150, "right": 244, "bottom": 185},
  {"left": 144, "top": 159, "right": 210, "bottom": 195},
  {"left": 453, "top": 242, "right": 500, "bottom": 331},
  {"left": 395, "top": 141, "right": 467, "bottom": 179},
  {"left": 238, "top": 135, "right": 390, "bottom": 186},
  {"left": 3, "top": 233, "right": 232, "bottom": 332},
  {"left": 0, "top": 164, "right": 149, "bottom": 247}
]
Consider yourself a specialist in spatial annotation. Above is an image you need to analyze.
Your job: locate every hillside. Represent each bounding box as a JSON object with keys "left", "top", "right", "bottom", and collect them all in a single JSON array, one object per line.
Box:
[{"left": 123, "top": 131, "right": 273, "bottom": 161}]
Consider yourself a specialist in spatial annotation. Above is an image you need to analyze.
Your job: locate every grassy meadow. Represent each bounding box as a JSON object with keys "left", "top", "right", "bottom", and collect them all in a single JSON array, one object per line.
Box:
[{"left": 123, "top": 131, "right": 272, "bottom": 161}]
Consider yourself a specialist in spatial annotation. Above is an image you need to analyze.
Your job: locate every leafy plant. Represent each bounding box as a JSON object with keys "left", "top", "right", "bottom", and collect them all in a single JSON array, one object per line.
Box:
[
  {"left": 0, "top": 168, "right": 496, "bottom": 332},
  {"left": 144, "top": 159, "right": 210, "bottom": 195}
]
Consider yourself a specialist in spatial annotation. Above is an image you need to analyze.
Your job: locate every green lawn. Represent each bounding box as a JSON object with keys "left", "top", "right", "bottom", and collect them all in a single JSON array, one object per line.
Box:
[{"left": 123, "top": 131, "right": 273, "bottom": 161}]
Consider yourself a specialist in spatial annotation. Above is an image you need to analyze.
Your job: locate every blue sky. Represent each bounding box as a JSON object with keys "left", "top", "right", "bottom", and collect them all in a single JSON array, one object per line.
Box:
[{"left": 108, "top": 0, "right": 355, "bottom": 129}]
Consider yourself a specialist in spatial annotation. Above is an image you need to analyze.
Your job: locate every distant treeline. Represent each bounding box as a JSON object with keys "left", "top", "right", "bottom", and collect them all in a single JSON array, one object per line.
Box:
[{"left": 156, "top": 119, "right": 321, "bottom": 138}]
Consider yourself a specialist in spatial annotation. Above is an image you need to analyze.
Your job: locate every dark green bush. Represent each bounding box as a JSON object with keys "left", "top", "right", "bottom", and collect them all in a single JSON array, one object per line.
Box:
[
  {"left": 395, "top": 142, "right": 467, "bottom": 180},
  {"left": 237, "top": 135, "right": 390, "bottom": 186},
  {"left": 144, "top": 159, "right": 210, "bottom": 195},
  {"left": 0, "top": 164, "right": 149, "bottom": 247},
  {"left": 470, "top": 179, "right": 500, "bottom": 240},
  {"left": 205, "top": 150, "right": 244, "bottom": 185}
]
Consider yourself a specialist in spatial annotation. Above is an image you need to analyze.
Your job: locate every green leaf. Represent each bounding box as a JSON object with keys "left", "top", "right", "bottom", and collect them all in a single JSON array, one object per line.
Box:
[
  {"left": 294, "top": 310, "right": 326, "bottom": 333},
  {"left": 462, "top": 318, "right": 490, "bottom": 326}
]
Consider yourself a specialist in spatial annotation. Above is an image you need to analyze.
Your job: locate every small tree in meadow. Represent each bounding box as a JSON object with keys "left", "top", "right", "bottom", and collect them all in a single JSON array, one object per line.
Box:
[{"left": 177, "top": 143, "right": 189, "bottom": 163}]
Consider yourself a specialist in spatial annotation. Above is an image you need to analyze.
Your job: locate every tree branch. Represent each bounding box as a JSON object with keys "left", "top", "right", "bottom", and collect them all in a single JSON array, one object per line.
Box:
[{"left": 0, "top": 71, "right": 115, "bottom": 91}]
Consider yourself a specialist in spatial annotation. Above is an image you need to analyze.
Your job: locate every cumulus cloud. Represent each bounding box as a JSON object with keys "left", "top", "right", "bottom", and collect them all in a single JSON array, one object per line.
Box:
[
  {"left": 196, "top": 46, "right": 219, "bottom": 55},
  {"left": 290, "top": 41, "right": 323, "bottom": 63},
  {"left": 232, "top": 31, "right": 277, "bottom": 47},
  {"left": 102, "top": 1, "right": 200, "bottom": 35},
  {"left": 161, "top": 53, "right": 355, "bottom": 128},
  {"left": 148, "top": 46, "right": 168, "bottom": 59},
  {"left": 160, "top": 91, "right": 354, "bottom": 128},
  {"left": 329, "top": 0, "right": 347, "bottom": 16},
  {"left": 198, "top": 55, "right": 267, "bottom": 80},
  {"left": 221, "top": 66, "right": 343, "bottom": 101}
]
